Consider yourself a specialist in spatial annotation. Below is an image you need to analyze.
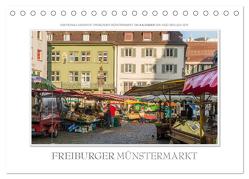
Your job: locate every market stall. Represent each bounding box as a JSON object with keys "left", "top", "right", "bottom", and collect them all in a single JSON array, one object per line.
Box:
[
  {"left": 125, "top": 67, "right": 218, "bottom": 144},
  {"left": 125, "top": 79, "right": 185, "bottom": 139},
  {"left": 182, "top": 66, "right": 218, "bottom": 144},
  {"left": 32, "top": 89, "right": 66, "bottom": 138}
]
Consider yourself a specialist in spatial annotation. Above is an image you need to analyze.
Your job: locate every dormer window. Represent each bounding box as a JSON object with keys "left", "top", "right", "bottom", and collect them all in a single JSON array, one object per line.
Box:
[
  {"left": 82, "top": 34, "right": 90, "bottom": 41},
  {"left": 124, "top": 32, "right": 133, "bottom": 41},
  {"left": 101, "top": 34, "right": 108, "bottom": 41},
  {"left": 143, "top": 32, "right": 152, "bottom": 41},
  {"left": 63, "top": 33, "right": 70, "bottom": 41},
  {"left": 162, "top": 33, "right": 169, "bottom": 41}
]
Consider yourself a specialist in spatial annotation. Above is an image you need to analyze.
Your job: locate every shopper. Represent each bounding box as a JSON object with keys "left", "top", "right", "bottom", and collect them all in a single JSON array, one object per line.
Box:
[
  {"left": 110, "top": 104, "right": 116, "bottom": 127},
  {"left": 104, "top": 104, "right": 111, "bottom": 128},
  {"left": 139, "top": 107, "right": 146, "bottom": 124},
  {"left": 186, "top": 105, "right": 193, "bottom": 120}
]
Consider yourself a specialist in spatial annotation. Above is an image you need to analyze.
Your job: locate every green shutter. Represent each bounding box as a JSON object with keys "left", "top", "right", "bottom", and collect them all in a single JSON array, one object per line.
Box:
[
  {"left": 174, "top": 65, "right": 177, "bottom": 73},
  {"left": 163, "top": 49, "right": 166, "bottom": 57},
  {"left": 133, "top": 64, "right": 136, "bottom": 73},
  {"left": 153, "top": 65, "right": 157, "bottom": 73},
  {"left": 153, "top": 48, "right": 157, "bottom": 58},
  {"left": 141, "top": 64, "right": 145, "bottom": 73},
  {"left": 174, "top": 48, "right": 178, "bottom": 57},
  {"left": 121, "top": 64, "right": 124, "bottom": 73},
  {"left": 132, "top": 48, "right": 136, "bottom": 57},
  {"left": 121, "top": 48, "right": 125, "bottom": 57},
  {"left": 142, "top": 48, "right": 145, "bottom": 57},
  {"left": 162, "top": 65, "right": 165, "bottom": 73}
]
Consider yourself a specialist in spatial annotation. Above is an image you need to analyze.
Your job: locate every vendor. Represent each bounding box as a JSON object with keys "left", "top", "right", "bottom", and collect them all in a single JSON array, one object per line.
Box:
[
  {"left": 74, "top": 102, "right": 81, "bottom": 113},
  {"left": 85, "top": 106, "right": 93, "bottom": 115},
  {"left": 186, "top": 105, "right": 193, "bottom": 120},
  {"left": 164, "top": 102, "right": 172, "bottom": 119}
]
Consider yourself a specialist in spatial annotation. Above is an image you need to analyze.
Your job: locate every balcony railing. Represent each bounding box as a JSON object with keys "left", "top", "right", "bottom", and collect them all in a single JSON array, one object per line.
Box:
[{"left": 60, "top": 82, "right": 114, "bottom": 90}]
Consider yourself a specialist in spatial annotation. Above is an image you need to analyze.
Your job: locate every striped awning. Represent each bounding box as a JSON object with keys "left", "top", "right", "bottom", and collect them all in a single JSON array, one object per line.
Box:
[{"left": 183, "top": 66, "right": 217, "bottom": 95}]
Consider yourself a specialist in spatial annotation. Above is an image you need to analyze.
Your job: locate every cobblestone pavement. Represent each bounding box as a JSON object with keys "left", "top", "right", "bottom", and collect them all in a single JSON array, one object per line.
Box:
[{"left": 32, "top": 122, "right": 170, "bottom": 144}]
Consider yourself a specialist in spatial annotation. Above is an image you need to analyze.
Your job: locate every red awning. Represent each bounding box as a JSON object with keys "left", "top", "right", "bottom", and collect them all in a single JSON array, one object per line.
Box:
[{"left": 183, "top": 67, "right": 217, "bottom": 95}]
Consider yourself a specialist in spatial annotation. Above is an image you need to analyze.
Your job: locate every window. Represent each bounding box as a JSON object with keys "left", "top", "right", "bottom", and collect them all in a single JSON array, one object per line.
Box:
[
  {"left": 146, "top": 48, "right": 153, "bottom": 57},
  {"left": 198, "top": 64, "right": 205, "bottom": 71},
  {"left": 81, "top": 72, "right": 91, "bottom": 82},
  {"left": 141, "top": 64, "right": 156, "bottom": 73},
  {"left": 82, "top": 34, "right": 89, "bottom": 41},
  {"left": 51, "top": 71, "right": 60, "bottom": 82},
  {"left": 162, "top": 33, "right": 169, "bottom": 41},
  {"left": 143, "top": 32, "right": 152, "bottom": 41},
  {"left": 123, "top": 82, "right": 133, "bottom": 92},
  {"left": 98, "top": 51, "right": 108, "bottom": 62},
  {"left": 69, "top": 51, "right": 79, "bottom": 62},
  {"left": 121, "top": 48, "right": 136, "bottom": 57},
  {"left": 37, "top": 31, "right": 42, "bottom": 40},
  {"left": 81, "top": 51, "right": 91, "bottom": 61},
  {"left": 121, "top": 64, "right": 136, "bottom": 73},
  {"left": 103, "top": 72, "right": 108, "bottom": 82},
  {"left": 124, "top": 32, "right": 133, "bottom": 41},
  {"left": 137, "top": 82, "right": 147, "bottom": 87},
  {"left": 142, "top": 48, "right": 156, "bottom": 57},
  {"left": 63, "top": 34, "right": 70, "bottom": 41},
  {"left": 164, "top": 48, "right": 178, "bottom": 57},
  {"left": 101, "top": 34, "right": 108, "bottom": 41},
  {"left": 125, "top": 48, "right": 132, "bottom": 56},
  {"left": 47, "top": 33, "right": 53, "bottom": 41},
  {"left": 162, "top": 64, "right": 177, "bottom": 73},
  {"left": 69, "top": 71, "right": 79, "bottom": 82},
  {"left": 37, "top": 49, "right": 42, "bottom": 61},
  {"left": 51, "top": 51, "right": 60, "bottom": 61}
]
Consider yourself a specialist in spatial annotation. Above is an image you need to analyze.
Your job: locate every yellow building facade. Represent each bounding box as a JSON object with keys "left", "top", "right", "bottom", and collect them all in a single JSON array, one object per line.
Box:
[{"left": 47, "top": 43, "right": 115, "bottom": 92}]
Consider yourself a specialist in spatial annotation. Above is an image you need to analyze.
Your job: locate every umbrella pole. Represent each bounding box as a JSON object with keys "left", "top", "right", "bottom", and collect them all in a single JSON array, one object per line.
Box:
[{"left": 200, "top": 94, "right": 205, "bottom": 144}]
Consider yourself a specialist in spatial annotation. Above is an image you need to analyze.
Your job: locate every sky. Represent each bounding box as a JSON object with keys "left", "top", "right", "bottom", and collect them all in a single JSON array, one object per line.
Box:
[{"left": 181, "top": 31, "right": 217, "bottom": 40}]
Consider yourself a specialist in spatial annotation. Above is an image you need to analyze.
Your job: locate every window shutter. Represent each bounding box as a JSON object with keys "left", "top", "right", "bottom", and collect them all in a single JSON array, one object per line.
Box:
[
  {"left": 162, "top": 65, "right": 165, "bottom": 73},
  {"left": 121, "top": 64, "right": 124, "bottom": 73},
  {"left": 133, "top": 64, "right": 136, "bottom": 73},
  {"left": 141, "top": 64, "right": 145, "bottom": 73},
  {"left": 153, "top": 65, "right": 157, "bottom": 73},
  {"left": 132, "top": 48, "right": 136, "bottom": 57},
  {"left": 174, "top": 65, "right": 177, "bottom": 73},
  {"left": 142, "top": 48, "right": 145, "bottom": 57},
  {"left": 153, "top": 48, "right": 157, "bottom": 58},
  {"left": 163, "top": 49, "right": 166, "bottom": 57},
  {"left": 174, "top": 48, "right": 178, "bottom": 57},
  {"left": 121, "top": 48, "right": 125, "bottom": 57}
]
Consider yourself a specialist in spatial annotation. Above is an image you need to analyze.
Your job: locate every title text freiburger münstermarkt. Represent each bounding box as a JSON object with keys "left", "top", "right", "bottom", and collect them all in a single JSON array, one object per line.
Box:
[{"left": 52, "top": 151, "right": 197, "bottom": 160}]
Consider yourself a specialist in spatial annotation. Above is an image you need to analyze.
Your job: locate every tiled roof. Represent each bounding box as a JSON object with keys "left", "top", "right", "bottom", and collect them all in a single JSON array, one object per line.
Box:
[
  {"left": 47, "top": 31, "right": 186, "bottom": 45},
  {"left": 186, "top": 41, "right": 217, "bottom": 63}
]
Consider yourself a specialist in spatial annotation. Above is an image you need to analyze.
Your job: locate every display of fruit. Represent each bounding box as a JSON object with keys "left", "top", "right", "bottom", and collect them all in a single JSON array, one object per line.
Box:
[
  {"left": 144, "top": 114, "right": 157, "bottom": 120},
  {"left": 128, "top": 113, "right": 140, "bottom": 120},
  {"left": 79, "top": 114, "right": 96, "bottom": 122}
]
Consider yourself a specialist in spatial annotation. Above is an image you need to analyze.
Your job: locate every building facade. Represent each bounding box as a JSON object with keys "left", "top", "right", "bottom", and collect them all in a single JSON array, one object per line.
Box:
[
  {"left": 47, "top": 31, "right": 115, "bottom": 92},
  {"left": 31, "top": 31, "right": 48, "bottom": 78},
  {"left": 185, "top": 40, "right": 217, "bottom": 75},
  {"left": 46, "top": 31, "right": 186, "bottom": 94},
  {"left": 115, "top": 32, "right": 186, "bottom": 94}
]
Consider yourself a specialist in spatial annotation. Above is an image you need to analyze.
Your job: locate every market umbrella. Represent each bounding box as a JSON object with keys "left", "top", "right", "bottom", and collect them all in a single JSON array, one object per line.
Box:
[{"left": 32, "top": 75, "right": 56, "bottom": 90}]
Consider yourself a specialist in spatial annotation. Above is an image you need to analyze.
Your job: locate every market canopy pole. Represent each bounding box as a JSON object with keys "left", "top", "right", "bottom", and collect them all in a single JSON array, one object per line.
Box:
[{"left": 199, "top": 94, "right": 205, "bottom": 144}]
